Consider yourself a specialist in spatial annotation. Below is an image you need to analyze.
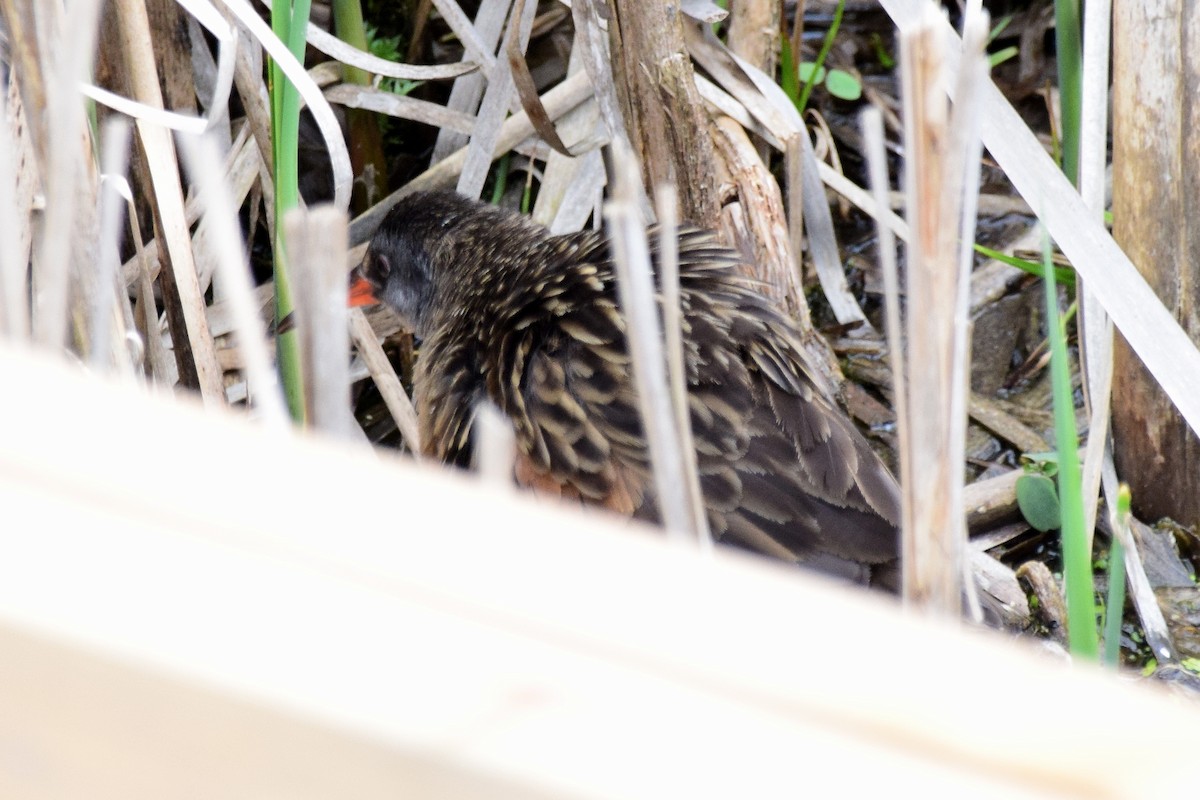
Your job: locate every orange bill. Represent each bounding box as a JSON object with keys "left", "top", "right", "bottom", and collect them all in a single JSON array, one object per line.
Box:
[{"left": 349, "top": 274, "right": 379, "bottom": 307}]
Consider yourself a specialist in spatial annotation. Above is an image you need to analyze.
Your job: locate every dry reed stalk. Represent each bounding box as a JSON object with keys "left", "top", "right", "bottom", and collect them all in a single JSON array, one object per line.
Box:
[
  {"left": 530, "top": 38, "right": 606, "bottom": 230},
  {"left": 29, "top": 0, "right": 102, "bottom": 352},
  {"left": 304, "top": 22, "right": 478, "bottom": 80},
  {"left": 608, "top": 0, "right": 720, "bottom": 227},
  {"left": 604, "top": 147, "right": 703, "bottom": 542},
  {"left": 112, "top": 0, "right": 224, "bottom": 400},
  {"left": 1077, "top": 0, "right": 1114, "bottom": 539},
  {"left": 225, "top": 9, "right": 275, "bottom": 200},
  {"left": 178, "top": 132, "right": 289, "bottom": 429},
  {"left": 0, "top": 1, "right": 47, "bottom": 162},
  {"left": 456, "top": 0, "right": 536, "bottom": 197},
  {"left": 655, "top": 185, "right": 712, "bottom": 549},
  {"left": 944, "top": 15, "right": 990, "bottom": 619},
  {"left": 284, "top": 205, "right": 355, "bottom": 439},
  {"left": 815, "top": 158, "right": 909, "bottom": 241},
  {"left": 89, "top": 119, "right": 133, "bottom": 373},
  {"left": 126, "top": 197, "right": 176, "bottom": 385},
  {"left": 794, "top": 123, "right": 867, "bottom": 332},
  {"left": 194, "top": 127, "right": 262, "bottom": 293},
  {"left": 694, "top": 74, "right": 781, "bottom": 148},
  {"left": 430, "top": 0, "right": 502, "bottom": 72},
  {"left": 473, "top": 402, "right": 517, "bottom": 489},
  {"left": 349, "top": 69, "right": 594, "bottom": 245},
  {"left": 1073, "top": 0, "right": 1174, "bottom": 666},
  {"left": 213, "top": 0, "right": 351, "bottom": 210},
  {"left": 726, "top": 0, "right": 774, "bottom": 76},
  {"left": 323, "top": 85, "right": 478, "bottom": 133},
  {"left": 120, "top": 130, "right": 264, "bottom": 288},
  {"left": 430, "top": 0, "right": 508, "bottom": 162},
  {"left": 898, "top": 15, "right": 953, "bottom": 611},
  {"left": 0, "top": 68, "right": 29, "bottom": 338},
  {"left": 862, "top": 101, "right": 910, "bottom": 550},
  {"left": 897, "top": 7, "right": 989, "bottom": 616},
  {"left": 569, "top": 0, "right": 632, "bottom": 153},
  {"left": 347, "top": 309, "right": 422, "bottom": 456},
  {"left": 879, "top": 0, "right": 1200, "bottom": 442}
]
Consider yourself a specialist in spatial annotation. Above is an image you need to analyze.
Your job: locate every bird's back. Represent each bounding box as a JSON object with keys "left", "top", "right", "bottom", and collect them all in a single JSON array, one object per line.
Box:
[{"left": 414, "top": 223, "right": 900, "bottom": 583}]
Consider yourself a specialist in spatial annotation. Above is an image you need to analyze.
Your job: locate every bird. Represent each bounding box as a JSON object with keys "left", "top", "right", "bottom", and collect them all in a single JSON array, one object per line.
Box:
[{"left": 353, "top": 189, "right": 901, "bottom": 587}]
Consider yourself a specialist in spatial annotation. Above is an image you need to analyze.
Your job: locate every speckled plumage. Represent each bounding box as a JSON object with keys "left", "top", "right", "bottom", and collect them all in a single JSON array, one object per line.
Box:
[{"left": 361, "top": 190, "right": 900, "bottom": 585}]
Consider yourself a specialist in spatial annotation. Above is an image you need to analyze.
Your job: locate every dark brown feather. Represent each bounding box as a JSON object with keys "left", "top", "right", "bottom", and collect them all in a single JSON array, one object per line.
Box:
[{"left": 361, "top": 191, "right": 900, "bottom": 585}]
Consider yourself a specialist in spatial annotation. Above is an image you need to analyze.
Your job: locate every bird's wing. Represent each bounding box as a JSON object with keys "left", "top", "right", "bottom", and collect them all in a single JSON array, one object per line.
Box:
[
  {"left": 497, "top": 228, "right": 900, "bottom": 571},
  {"left": 414, "top": 335, "right": 485, "bottom": 468},
  {"left": 498, "top": 283, "right": 652, "bottom": 513}
]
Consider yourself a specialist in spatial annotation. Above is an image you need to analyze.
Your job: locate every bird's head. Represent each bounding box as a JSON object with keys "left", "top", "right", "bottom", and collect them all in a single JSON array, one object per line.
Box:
[
  {"left": 351, "top": 189, "right": 558, "bottom": 340},
  {"left": 351, "top": 190, "right": 482, "bottom": 338}
]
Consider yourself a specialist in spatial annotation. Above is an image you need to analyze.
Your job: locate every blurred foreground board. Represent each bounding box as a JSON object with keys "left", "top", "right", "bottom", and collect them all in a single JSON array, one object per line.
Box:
[{"left": 0, "top": 343, "right": 1196, "bottom": 799}]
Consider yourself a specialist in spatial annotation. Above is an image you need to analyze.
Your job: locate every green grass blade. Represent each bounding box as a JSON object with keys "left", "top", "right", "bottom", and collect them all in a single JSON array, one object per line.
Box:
[
  {"left": 797, "top": 0, "right": 846, "bottom": 111},
  {"left": 1042, "top": 228, "right": 1097, "bottom": 659},
  {"left": 779, "top": 37, "right": 800, "bottom": 106},
  {"left": 973, "top": 243, "right": 1076, "bottom": 286},
  {"left": 1054, "top": 0, "right": 1082, "bottom": 183},
  {"left": 270, "top": 0, "right": 312, "bottom": 422},
  {"left": 1103, "top": 484, "right": 1132, "bottom": 666}
]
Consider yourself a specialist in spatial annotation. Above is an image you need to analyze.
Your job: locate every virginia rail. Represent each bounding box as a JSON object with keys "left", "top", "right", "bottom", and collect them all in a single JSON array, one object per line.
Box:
[{"left": 354, "top": 190, "right": 901, "bottom": 586}]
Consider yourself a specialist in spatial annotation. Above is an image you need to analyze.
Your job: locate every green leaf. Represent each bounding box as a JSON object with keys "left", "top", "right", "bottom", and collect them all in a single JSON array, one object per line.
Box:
[
  {"left": 824, "top": 69, "right": 862, "bottom": 101},
  {"left": 1016, "top": 473, "right": 1062, "bottom": 532},
  {"left": 779, "top": 39, "right": 800, "bottom": 105},
  {"left": 988, "top": 45, "right": 1020, "bottom": 68},
  {"left": 797, "top": 62, "right": 827, "bottom": 85},
  {"left": 973, "top": 243, "right": 1077, "bottom": 287},
  {"left": 1019, "top": 452, "right": 1059, "bottom": 476},
  {"left": 1042, "top": 226, "right": 1097, "bottom": 658},
  {"left": 869, "top": 33, "right": 895, "bottom": 69},
  {"left": 989, "top": 14, "right": 1015, "bottom": 42}
]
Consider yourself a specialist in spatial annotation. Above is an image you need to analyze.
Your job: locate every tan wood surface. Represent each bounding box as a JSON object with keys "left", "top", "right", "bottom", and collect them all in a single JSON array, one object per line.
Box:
[{"left": 0, "top": 344, "right": 1196, "bottom": 798}]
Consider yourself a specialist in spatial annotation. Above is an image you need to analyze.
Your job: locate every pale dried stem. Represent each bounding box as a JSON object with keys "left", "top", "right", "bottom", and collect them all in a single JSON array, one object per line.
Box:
[
  {"left": 0, "top": 71, "right": 28, "bottom": 339},
  {"left": 284, "top": 205, "right": 355, "bottom": 439},
  {"left": 31, "top": 0, "right": 102, "bottom": 350},
  {"left": 89, "top": 119, "right": 133, "bottom": 372},
  {"left": 861, "top": 101, "right": 911, "bottom": 559},
  {"left": 348, "top": 308, "right": 422, "bottom": 456},
  {"left": 655, "top": 184, "right": 712, "bottom": 550},
  {"left": 945, "top": 13, "right": 990, "bottom": 621},
  {"left": 473, "top": 403, "right": 517, "bottom": 489},
  {"left": 899, "top": 12, "right": 962, "bottom": 614},
  {"left": 350, "top": 69, "right": 594, "bottom": 245},
  {"left": 1103, "top": 457, "right": 1176, "bottom": 662},
  {"left": 430, "top": 0, "right": 508, "bottom": 163},
  {"left": 1077, "top": 0, "right": 1114, "bottom": 541},
  {"left": 113, "top": 0, "right": 224, "bottom": 402},
  {"left": 179, "top": 133, "right": 289, "bottom": 429},
  {"left": 604, "top": 147, "right": 701, "bottom": 542},
  {"left": 531, "top": 41, "right": 608, "bottom": 232},
  {"left": 456, "top": 0, "right": 536, "bottom": 198},
  {"left": 879, "top": 0, "right": 1200, "bottom": 446}
]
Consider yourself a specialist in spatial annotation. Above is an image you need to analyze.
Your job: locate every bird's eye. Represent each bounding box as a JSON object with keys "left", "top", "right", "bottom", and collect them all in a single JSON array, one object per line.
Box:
[{"left": 366, "top": 253, "right": 392, "bottom": 285}]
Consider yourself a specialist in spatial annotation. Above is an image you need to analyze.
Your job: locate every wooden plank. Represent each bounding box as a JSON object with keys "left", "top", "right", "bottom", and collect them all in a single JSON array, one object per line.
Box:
[
  {"left": 0, "top": 344, "right": 1196, "bottom": 798},
  {"left": 0, "top": 624, "right": 554, "bottom": 800}
]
